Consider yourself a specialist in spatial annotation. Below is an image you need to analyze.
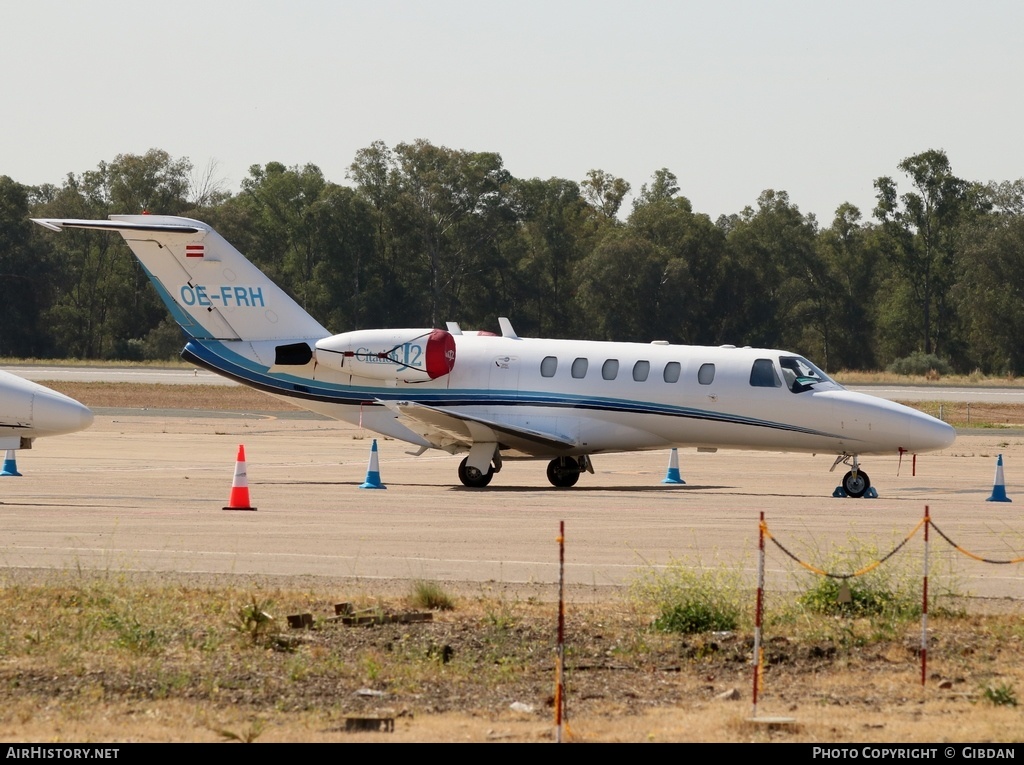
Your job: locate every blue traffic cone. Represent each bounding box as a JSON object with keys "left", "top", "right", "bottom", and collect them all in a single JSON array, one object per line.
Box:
[
  {"left": 986, "top": 454, "right": 1012, "bottom": 502},
  {"left": 0, "top": 450, "right": 21, "bottom": 477},
  {"left": 359, "top": 439, "right": 387, "bottom": 489},
  {"left": 662, "top": 448, "right": 685, "bottom": 484}
]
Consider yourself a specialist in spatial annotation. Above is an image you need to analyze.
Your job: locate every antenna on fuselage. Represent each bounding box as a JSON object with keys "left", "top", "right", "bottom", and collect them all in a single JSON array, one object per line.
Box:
[{"left": 498, "top": 317, "right": 519, "bottom": 339}]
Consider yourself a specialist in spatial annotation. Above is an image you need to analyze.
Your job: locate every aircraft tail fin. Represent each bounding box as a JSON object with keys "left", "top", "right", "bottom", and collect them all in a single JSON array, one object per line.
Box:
[{"left": 32, "top": 215, "right": 328, "bottom": 344}]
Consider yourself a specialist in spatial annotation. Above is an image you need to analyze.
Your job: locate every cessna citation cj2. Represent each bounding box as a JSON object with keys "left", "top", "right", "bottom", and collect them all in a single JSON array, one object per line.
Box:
[{"left": 34, "top": 215, "right": 954, "bottom": 495}]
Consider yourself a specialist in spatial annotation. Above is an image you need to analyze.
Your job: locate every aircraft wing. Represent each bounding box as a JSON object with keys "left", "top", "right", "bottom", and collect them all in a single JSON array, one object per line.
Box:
[{"left": 380, "top": 400, "right": 577, "bottom": 456}]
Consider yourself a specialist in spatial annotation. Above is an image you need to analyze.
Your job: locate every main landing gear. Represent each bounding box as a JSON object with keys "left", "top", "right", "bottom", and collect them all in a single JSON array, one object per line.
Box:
[
  {"left": 546, "top": 455, "right": 593, "bottom": 488},
  {"left": 457, "top": 454, "right": 594, "bottom": 488},
  {"left": 458, "top": 446, "right": 504, "bottom": 488},
  {"left": 831, "top": 454, "right": 871, "bottom": 498},
  {"left": 546, "top": 457, "right": 580, "bottom": 488},
  {"left": 458, "top": 457, "right": 494, "bottom": 488}
]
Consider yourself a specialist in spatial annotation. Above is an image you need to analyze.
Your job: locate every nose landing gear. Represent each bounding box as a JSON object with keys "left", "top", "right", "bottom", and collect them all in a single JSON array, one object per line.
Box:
[{"left": 831, "top": 454, "right": 872, "bottom": 498}]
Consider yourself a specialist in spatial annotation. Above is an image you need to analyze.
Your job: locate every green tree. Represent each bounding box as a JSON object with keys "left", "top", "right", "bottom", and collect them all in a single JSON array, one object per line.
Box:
[
  {"left": 224, "top": 161, "right": 377, "bottom": 332},
  {"left": 873, "top": 149, "right": 984, "bottom": 361},
  {"left": 581, "top": 169, "right": 631, "bottom": 221},
  {"left": 30, "top": 150, "right": 194, "bottom": 358},
  {"left": 721, "top": 190, "right": 820, "bottom": 352},
  {"left": 0, "top": 177, "right": 53, "bottom": 356},
  {"left": 812, "top": 204, "right": 882, "bottom": 370},
  {"left": 32, "top": 172, "right": 134, "bottom": 358},
  {"left": 626, "top": 170, "right": 728, "bottom": 344},
  {"left": 103, "top": 149, "right": 193, "bottom": 215},
  {"left": 349, "top": 140, "right": 517, "bottom": 327},
  {"left": 984, "top": 179, "right": 1024, "bottom": 217},
  {"left": 635, "top": 168, "right": 680, "bottom": 206},
  {"left": 574, "top": 233, "right": 670, "bottom": 341},
  {"left": 955, "top": 213, "right": 1024, "bottom": 374},
  {"left": 505, "top": 176, "right": 595, "bottom": 337}
]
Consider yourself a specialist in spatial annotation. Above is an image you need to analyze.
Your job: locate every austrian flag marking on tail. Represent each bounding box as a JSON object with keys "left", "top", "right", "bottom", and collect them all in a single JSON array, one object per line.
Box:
[{"left": 185, "top": 244, "right": 205, "bottom": 258}]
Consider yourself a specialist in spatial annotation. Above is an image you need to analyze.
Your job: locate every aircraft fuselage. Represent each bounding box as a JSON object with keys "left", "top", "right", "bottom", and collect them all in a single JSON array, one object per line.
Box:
[{"left": 182, "top": 332, "right": 953, "bottom": 460}]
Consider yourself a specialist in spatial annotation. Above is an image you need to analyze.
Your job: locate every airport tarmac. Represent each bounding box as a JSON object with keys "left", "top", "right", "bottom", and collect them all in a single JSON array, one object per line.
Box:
[{"left": 1, "top": 411, "right": 1024, "bottom": 602}]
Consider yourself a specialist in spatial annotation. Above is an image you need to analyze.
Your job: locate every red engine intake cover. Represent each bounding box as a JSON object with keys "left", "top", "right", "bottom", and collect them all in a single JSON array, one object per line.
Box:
[{"left": 424, "top": 328, "right": 457, "bottom": 378}]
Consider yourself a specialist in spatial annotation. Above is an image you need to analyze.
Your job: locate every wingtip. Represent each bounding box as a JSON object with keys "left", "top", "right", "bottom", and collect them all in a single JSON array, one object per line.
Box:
[{"left": 31, "top": 218, "right": 63, "bottom": 232}]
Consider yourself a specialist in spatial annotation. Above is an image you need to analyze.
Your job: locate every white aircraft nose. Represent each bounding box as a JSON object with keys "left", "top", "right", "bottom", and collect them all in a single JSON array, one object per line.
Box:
[
  {"left": 908, "top": 410, "right": 956, "bottom": 451},
  {"left": 826, "top": 390, "right": 955, "bottom": 454},
  {"left": 32, "top": 390, "right": 94, "bottom": 436}
]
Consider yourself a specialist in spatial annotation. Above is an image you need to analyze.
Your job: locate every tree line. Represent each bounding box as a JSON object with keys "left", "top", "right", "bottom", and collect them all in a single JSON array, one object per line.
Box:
[{"left": 3, "top": 143, "right": 1024, "bottom": 374}]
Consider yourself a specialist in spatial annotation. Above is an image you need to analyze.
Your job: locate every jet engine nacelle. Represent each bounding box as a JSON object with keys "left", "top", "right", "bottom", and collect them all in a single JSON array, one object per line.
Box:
[{"left": 314, "top": 328, "right": 456, "bottom": 382}]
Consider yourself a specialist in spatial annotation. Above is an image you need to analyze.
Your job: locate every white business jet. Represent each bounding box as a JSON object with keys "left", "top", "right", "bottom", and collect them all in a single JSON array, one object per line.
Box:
[
  {"left": 0, "top": 369, "right": 94, "bottom": 448},
  {"left": 33, "top": 215, "right": 954, "bottom": 495}
]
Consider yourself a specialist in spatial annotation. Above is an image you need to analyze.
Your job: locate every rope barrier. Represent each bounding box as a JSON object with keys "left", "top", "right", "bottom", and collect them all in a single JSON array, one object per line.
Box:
[
  {"left": 762, "top": 517, "right": 925, "bottom": 579},
  {"left": 929, "top": 520, "right": 1024, "bottom": 564},
  {"left": 755, "top": 505, "right": 1024, "bottom": 714}
]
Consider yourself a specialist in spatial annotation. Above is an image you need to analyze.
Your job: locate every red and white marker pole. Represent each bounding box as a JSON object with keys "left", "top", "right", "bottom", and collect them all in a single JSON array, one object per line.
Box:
[
  {"left": 555, "top": 520, "right": 566, "bottom": 743},
  {"left": 752, "top": 511, "right": 766, "bottom": 718},
  {"left": 921, "top": 505, "right": 930, "bottom": 686}
]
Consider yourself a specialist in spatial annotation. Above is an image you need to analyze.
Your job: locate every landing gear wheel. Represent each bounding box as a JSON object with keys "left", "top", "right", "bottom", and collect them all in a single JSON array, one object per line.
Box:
[
  {"left": 842, "top": 469, "right": 870, "bottom": 498},
  {"left": 546, "top": 457, "right": 581, "bottom": 488},
  {"left": 458, "top": 457, "right": 493, "bottom": 488}
]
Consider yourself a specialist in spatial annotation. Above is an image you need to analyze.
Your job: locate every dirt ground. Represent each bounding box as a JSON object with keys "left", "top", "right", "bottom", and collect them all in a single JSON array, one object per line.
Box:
[
  {"left": 1, "top": 574, "right": 1023, "bottom": 744},
  {"left": 0, "top": 569, "right": 1022, "bottom": 744}
]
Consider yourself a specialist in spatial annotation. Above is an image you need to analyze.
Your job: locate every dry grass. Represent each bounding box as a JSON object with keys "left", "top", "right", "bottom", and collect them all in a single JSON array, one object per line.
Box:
[
  {"left": 38, "top": 381, "right": 290, "bottom": 412},
  {"left": 0, "top": 573, "right": 1022, "bottom": 742},
  {"left": 0, "top": 359, "right": 194, "bottom": 368},
  {"left": 833, "top": 370, "right": 1023, "bottom": 386},
  {"left": 908, "top": 401, "right": 1024, "bottom": 429}
]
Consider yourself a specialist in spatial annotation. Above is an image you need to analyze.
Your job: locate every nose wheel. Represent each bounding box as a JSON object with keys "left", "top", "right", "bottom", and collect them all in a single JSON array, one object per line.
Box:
[
  {"left": 842, "top": 469, "right": 871, "bottom": 498},
  {"left": 831, "top": 453, "right": 872, "bottom": 498}
]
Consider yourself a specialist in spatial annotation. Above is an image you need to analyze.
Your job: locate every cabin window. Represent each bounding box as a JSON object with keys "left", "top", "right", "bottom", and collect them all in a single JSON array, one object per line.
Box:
[
  {"left": 571, "top": 357, "right": 588, "bottom": 379},
  {"left": 698, "top": 363, "right": 715, "bottom": 385},
  {"left": 749, "top": 358, "right": 782, "bottom": 388},
  {"left": 663, "top": 361, "right": 681, "bottom": 383},
  {"left": 540, "top": 356, "right": 558, "bottom": 378},
  {"left": 602, "top": 359, "right": 619, "bottom": 380},
  {"left": 632, "top": 360, "right": 650, "bottom": 382}
]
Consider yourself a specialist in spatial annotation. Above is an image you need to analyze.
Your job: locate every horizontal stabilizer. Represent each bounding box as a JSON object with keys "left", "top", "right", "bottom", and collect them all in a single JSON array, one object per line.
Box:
[{"left": 32, "top": 218, "right": 203, "bottom": 234}]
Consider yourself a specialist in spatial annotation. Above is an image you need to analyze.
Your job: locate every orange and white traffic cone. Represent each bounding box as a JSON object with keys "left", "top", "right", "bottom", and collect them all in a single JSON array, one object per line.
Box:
[{"left": 223, "top": 444, "right": 257, "bottom": 511}]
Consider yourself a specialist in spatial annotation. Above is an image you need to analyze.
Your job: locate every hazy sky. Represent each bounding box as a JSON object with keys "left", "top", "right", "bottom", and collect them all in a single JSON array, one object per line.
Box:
[{"left": 4, "top": 1, "right": 1021, "bottom": 223}]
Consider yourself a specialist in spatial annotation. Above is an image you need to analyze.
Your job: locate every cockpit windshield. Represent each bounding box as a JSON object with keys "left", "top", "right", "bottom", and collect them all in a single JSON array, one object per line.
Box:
[{"left": 778, "top": 356, "right": 840, "bottom": 393}]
